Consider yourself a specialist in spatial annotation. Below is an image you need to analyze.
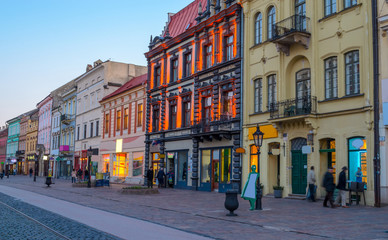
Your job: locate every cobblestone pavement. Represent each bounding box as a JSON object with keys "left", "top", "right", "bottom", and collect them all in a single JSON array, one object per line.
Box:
[
  {"left": 1, "top": 176, "right": 388, "bottom": 240},
  {"left": 0, "top": 192, "right": 121, "bottom": 240}
]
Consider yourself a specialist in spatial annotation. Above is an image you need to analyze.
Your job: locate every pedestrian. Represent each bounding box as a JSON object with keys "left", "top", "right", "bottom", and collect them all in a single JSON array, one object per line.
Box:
[
  {"left": 29, "top": 168, "right": 33, "bottom": 178},
  {"left": 77, "top": 168, "right": 82, "bottom": 182},
  {"left": 146, "top": 167, "right": 154, "bottom": 188},
  {"left": 13, "top": 168, "right": 16, "bottom": 175},
  {"left": 307, "top": 166, "right": 316, "bottom": 202},
  {"left": 71, "top": 169, "right": 76, "bottom": 183},
  {"left": 335, "top": 166, "right": 349, "bottom": 208},
  {"left": 167, "top": 168, "right": 175, "bottom": 188},
  {"left": 84, "top": 169, "right": 89, "bottom": 181},
  {"left": 157, "top": 168, "right": 165, "bottom": 188},
  {"left": 355, "top": 167, "right": 363, "bottom": 183},
  {"left": 323, "top": 166, "right": 336, "bottom": 208}
]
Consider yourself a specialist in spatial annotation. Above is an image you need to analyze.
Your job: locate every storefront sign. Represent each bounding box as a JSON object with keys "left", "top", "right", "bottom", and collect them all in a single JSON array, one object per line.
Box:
[
  {"left": 248, "top": 124, "right": 278, "bottom": 140},
  {"left": 302, "top": 146, "right": 312, "bottom": 154},
  {"left": 116, "top": 139, "right": 123, "bottom": 153},
  {"left": 235, "top": 148, "right": 245, "bottom": 154}
]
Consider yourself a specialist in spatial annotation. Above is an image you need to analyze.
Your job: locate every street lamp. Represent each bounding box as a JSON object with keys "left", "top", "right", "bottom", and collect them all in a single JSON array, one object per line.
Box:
[
  {"left": 252, "top": 124, "right": 264, "bottom": 210},
  {"left": 87, "top": 147, "right": 92, "bottom": 188}
]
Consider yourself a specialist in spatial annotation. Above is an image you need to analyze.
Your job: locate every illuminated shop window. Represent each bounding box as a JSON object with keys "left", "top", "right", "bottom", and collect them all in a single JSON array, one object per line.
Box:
[
  {"left": 113, "top": 153, "right": 128, "bottom": 177},
  {"left": 102, "top": 154, "right": 110, "bottom": 173},
  {"left": 348, "top": 137, "right": 367, "bottom": 187},
  {"left": 250, "top": 145, "right": 258, "bottom": 172},
  {"left": 132, "top": 152, "right": 144, "bottom": 177}
]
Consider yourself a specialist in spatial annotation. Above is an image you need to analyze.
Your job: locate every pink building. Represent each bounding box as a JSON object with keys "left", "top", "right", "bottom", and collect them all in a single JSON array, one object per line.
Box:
[{"left": 37, "top": 95, "right": 53, "bottom": 176}]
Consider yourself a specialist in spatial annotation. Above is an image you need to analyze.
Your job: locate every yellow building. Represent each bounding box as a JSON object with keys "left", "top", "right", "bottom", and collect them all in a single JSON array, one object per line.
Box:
[{"left": 240, "top": 0, "right": 376, "bottom": 205}]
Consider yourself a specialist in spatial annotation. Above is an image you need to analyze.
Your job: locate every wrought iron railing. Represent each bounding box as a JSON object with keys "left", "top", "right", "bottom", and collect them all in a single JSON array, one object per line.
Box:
[
  {"left": 60, "top": 114, "right": 72, "bottom": 124},
  {"left": 191, "top": 114, "right": 234, "bottom": 134},
  {"left": 272, "top": 14, "right": 311, "bottom": 39},
  {"left": 269, "top": 95, "right": 317, "bottom": 119}
]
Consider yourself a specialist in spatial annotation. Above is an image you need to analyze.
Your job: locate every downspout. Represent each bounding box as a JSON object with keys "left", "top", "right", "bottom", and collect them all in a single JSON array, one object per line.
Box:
[
  {"left": 239, "top": 6, "right": 244, "bottom": 193},
  {"left": 372, "top": 0, "right": 381, "bottom": 207}
]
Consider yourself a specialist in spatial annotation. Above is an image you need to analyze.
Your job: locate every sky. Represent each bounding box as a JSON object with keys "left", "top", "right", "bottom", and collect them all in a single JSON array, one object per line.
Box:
[{"left": 0, "top": 0, "right": 193, "bottom": 127}]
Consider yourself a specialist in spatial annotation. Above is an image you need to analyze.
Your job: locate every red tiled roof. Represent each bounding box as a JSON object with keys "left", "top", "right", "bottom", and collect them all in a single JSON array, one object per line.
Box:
[
  {"left": 101, "top": 74, "right": 147, "bottom": 102},
  {"left": 164, "top": 0, "right": 207, "bottom": 38}
]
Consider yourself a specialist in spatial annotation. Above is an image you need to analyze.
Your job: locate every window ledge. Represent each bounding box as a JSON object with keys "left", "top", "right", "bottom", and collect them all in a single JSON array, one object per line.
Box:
[
  {"left": 318, "top": 3, "right": 362, "bottom": 23},
  {"left": 249, "top": 111, "right": 269, "bottom": 116},
  {"left": 318, "top": 93, "right": 364, "bottom": 103}
]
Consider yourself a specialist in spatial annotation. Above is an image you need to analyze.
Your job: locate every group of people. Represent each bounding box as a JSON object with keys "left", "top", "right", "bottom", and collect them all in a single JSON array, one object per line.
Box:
[
  {"left": 307, "top": 165, "right": 364, "bottom": 208},
  {"left": 71, "top": 168, "right": 89, "bottom": 183},
  {"left": 145, "top": 167, "right": 175, "bottom": 188}
]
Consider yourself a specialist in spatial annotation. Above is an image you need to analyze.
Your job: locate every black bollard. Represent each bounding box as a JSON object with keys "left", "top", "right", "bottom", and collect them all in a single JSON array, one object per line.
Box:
[{"left": 225, "top": 189, "right": 239, "bottom": 216}]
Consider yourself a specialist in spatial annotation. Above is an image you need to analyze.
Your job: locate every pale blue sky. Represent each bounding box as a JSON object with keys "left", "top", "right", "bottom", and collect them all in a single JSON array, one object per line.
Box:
[{"left": 0, "top": 0, "right": 193, "bottom": 127}]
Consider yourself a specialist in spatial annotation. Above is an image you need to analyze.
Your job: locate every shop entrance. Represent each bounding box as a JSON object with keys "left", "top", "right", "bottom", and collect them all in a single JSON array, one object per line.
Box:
[
  {"left": 166, "top": 151, "right": 188, "bottom": 189},
  {"left": 291, "top": 138, "right": 307, "bottom": 195}
]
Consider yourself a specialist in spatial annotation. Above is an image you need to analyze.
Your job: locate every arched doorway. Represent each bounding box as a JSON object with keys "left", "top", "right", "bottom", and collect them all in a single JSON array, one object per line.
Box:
[{"left": 291, "top": 138, "right": 307, "bottom": 194}]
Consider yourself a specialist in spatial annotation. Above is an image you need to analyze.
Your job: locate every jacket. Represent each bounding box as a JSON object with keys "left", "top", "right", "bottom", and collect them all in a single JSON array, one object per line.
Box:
[
  {"left": 157, "top": 170, "right": 165, "bottom": 180},
  {"left": 323, "top": 171, "right": 335, "bottom": 192},
  {"left": 307, "top": 170, "right": 316, "bottom": 184},
  {"left": 146, "top": 169, "right": 153, "bottom": 181},
  {"left": 337, "top": 170, "right": 347, "bottom": 190}
]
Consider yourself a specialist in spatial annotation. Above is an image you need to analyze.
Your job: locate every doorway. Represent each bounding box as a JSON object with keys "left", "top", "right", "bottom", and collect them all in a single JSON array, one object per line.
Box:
[{"left": 291, "top": 138, "right": 307, "bottom": 194}]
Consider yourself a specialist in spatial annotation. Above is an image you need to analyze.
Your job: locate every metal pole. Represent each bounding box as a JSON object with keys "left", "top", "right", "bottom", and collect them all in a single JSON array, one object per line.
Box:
[
  {"left": 87, "top": 147, "right": 91, "bottom": 188},
  {"left": 255, "top": 149, "right": 262, "bottom": 210}
]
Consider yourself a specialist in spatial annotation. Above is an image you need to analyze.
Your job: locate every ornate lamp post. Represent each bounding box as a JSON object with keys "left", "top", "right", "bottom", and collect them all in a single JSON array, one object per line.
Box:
[{"left": 252, "top": 124, "right": 264, "bottom": 210}]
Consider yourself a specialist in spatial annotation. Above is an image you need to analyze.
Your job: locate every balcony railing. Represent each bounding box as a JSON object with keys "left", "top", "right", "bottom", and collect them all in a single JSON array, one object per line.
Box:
[
  {"left": 269, "top": 95, "right": 317, "bottom": 120},
  {"left": 272, "top": 14, "right": 311, "bottom": 39},
  {"left": 59, "top": 145, "right": 69, "bottom": 152},
  {"left": 191, "top": 114, "right": 234, "bottom": 134},
  {"left": 60, "top": 114, "right": 72, "bottom": 125}
]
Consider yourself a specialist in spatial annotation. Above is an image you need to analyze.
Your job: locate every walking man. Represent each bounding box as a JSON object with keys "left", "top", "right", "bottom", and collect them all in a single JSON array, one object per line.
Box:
[
  {"left": 157, "top": 168, "right": 165, "bottom": 188},
  {"left": 307, "top": 166, "right": 316, "bottom": 202},
  {"left": 146, "top": 167, "right": 154, "bottom": 188},
  {"left": 335, "top": 166, "right": 349, "bottom": 208},
  {"left": 29, "top": 168, "right": 33, "bottom": 178},
  {"left": 323, "top": 167, "right": 336, "bottom": 208}
]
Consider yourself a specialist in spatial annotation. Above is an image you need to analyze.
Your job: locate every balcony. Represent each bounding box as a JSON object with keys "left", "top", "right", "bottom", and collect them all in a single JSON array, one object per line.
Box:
[
  {"left": 60, "top": 114, "right": 72, "bottom": 125},
  {"left": 191, "top": 114, "right": 238, "bottom": 140},
  {"left": 59, "top": 145, "right": 70, "bottom": 152},
  {"left": 271, "top": 14, "right": 311, "bottom": 56},
  {"left": 269, "top": 95, "right": 317, "bottom": 120}
]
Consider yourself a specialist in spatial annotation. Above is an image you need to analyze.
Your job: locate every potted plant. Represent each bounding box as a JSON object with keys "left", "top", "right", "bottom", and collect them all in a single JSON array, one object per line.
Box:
[{"left": 273, "top": 185, "right": 284, "bottom": 198}]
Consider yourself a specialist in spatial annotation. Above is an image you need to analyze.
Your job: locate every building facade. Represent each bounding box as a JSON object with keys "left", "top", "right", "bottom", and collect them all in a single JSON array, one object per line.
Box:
[
  {"left": 145, "top": 0, "right": 242, "bottom": 192},
  {"left": 37, "top": 95, "right": 53, "bottom": 176},
  {"left": 378, "top": 0, "right": 388, "bottom": 204},
  {"left": 51, "top": 107, "right": 61, "bottom": 177},
  {"left": 74, "top": 60, "right": 146, "bottom": 178},
  {"left": 6, "top": 116, "right": 21, "bottom": 174},
  {"left": 0, "top": 127, "right": 8, "bottom": 172},
  {"left": 18, "top": 109, "right": 38, "bottom": 174},
  {"left": 25, "top": 110, "right": 39, "bottom": 175},
  {"left": 240, "top": 0, "right": 376, "bottom": 205},
  {"left": 100, "top": 74, "right": 147, "bottom": 184}
]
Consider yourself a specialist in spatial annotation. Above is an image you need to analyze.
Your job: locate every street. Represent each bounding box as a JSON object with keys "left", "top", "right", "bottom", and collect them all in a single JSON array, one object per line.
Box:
[{"left": 0, "top": 176, "right": 388, "bottom": 240}]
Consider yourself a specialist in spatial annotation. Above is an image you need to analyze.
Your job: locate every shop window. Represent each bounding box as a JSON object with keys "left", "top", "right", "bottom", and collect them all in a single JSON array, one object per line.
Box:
[
  {"left": 113, "top": 153, "right": 128, "bottom": 177},
  {"left": 178, "top": 151, "right": 188, "bottom": 182},
  {"left": 225, "top": 35, "right": 234, "bottom": 61},
  {"left": 182, "top": 95, "right": 191, "bottom": 127},
  {"left": 255, "top": 13, "right": 262, "bottom": 45},
  {"left": 171, "top": 59, "right": 178, "bottom": 82},
  {"left": 325, "top": 0, "right": 336, "bottom": 16},
  {"left": 267, "top": 6, "right": 276, "bottom": 40},
  {"left": 220, "top": 148, "right": 231, "bottom": 184},
  {"left": 201, "top": 150, "right": 211, "bottom": 183},
  {"left": 324, "top": 57, "right": 338, "bottom": 99},
  {"left": 184, "top": 53, "right": 192, "bottom": 78},
  {"left": 133, "top": 152, "right": 144, "bottom": 177},
  {"left": 124, "top": 108, "right": 129, "bottom": 130},
  {"left": 116, "top": 110, "right": 121, "bottom": 131},
  {"left": 254, "top": 78, "right": 262, "bottom": 113},
  {"left": 205, "top": 45, "right": 213, "bottom": 69},
  {"left": 137, "top": 104, "right": 143, "bottom": 127},
  {"left": 154, "top": 66, "right": 161, "bottom": 88},
  {"left": 348, "top": 137, "right": 367, "bottom": 187},
  {"left": 345, "top": 50, "right": 360, "bottom": 96},
  {"left": 105, "top": 113, "right": 109, "bottom": 134},
  {"left": 344, "top": 0, "right": 357, "bottom": 9},
  {"left": 250, "top": 145, "right": 258, "bottom": 172}
]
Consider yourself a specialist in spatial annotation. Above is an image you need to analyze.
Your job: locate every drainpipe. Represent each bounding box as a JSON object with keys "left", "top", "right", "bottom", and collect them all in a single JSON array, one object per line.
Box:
[
  {"left": 239, "top": 7, "right": 244, "bottom": 193},
  {"left": 372, "top": 0, "right": 381, "bottom": 207}
]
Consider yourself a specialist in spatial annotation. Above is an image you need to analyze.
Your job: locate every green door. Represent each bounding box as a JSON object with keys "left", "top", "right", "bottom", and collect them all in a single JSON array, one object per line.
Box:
[{"left": 291, "top": 150, "right": 307, "bottom": 194}]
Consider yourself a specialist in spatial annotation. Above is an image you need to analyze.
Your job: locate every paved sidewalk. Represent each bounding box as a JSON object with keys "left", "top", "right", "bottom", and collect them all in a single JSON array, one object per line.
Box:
[{"left": 1, "top": 176, "right": 388, "bottom": 240}]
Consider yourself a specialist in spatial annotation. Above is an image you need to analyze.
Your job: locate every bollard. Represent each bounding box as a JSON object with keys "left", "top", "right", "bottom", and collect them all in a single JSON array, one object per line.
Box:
[{"left": 224, "top": 189, "right": 239, "bottom": 216}]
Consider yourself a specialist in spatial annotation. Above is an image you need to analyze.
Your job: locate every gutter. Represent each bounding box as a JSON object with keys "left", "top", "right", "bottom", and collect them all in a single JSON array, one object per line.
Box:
[{"left": 239, "top": 7, "right": 244, "bottom": 193}]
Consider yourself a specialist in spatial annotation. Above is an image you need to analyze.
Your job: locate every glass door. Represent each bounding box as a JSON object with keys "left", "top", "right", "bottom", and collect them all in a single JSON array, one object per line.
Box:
[
  {"left": 295, "top": 0, "right": 306, "bottom": 31},
  {"left": 211, "top": 149, "right": 220, "bottom": 191}
]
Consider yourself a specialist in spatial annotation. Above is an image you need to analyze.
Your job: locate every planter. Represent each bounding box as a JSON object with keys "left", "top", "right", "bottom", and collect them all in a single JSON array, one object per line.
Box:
[
  {"left": 120, "top": 188, "right": 159, "bottom": 195},
  {"left": 274, "top": 189, "right": 283, "bottom": 198},
  {"left": 224, "top": 189, "right": 239, "bottom": 216}
]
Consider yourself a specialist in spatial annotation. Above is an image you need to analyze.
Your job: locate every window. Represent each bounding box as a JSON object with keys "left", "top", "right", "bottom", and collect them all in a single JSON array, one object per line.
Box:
[
  {"left": 154, "top": 67, "right": 161, "bottom": 88},
  {"left": 171, "top": 59, "right": 178, "bottom": 82},
  {"left": 295, "top": 0, "right": 306, "bottom": 31},
  {"left": 90, "top": 122, "right": 93, "bottom": 138},
  {"left": 267, "top": 6, "right": 276, "bottom": 39},
  {"left": 169, "top": 100, "right": 177, "bottom": 130},
  {"left": 77, "top": 126, "right": 80, "bottom": 140},
  {"left": 226, "top": 35, "right": 234, "bottom": 61},
  {"left": 324, "top": 57, "right": 338, "bottom": 99},
  {"left": 345, "top": 51, "right": 360, "bottom": 95},
  {"left": 205, "top": 45, "right": 213, "bottom": 68},
  {"left": 221, "top": 83, "right": 234, "bottom": 119},
  {"left": 105, "top": 113, "right": 109, "bottom": 134},
  {"left": 348, "top": 137, "right": 367, "bottom": 188},
  {"left": 152, "top": 105, "right": 160, "bottom": 132},
  {"left": 124, "top": 108, "right": 129, "bottom": 130},
  {"left": 83, "top": 124, "right": 87, "bottom": 139},
  {"left": 116, "top": 110, "right": 121, "bottom": 131},
  {"left": 344, "top": 0, "right": 357, "bottom": 9},
  {"left": 202, "top": 93, "right": 212, "bottom": 124},
  {"left": 254, "top": 78, "right": 263, "bottom": 113},
  {"left": 184, "top": 53, "right": 192, "bottom": 77},
  {"left": 96, "top": 121, "right": 99, "bottom": 136},
  {"left": 113, "top": 153, "right": 128, "bottom": 177},
  {"left": 137, "top": 104, "right": 143, "bottom": 127},
  {"left": 255, "top": 13, "right": 262, "bottom": 44},
  {"left": 182, "top": 95, "right": 191, "bottom": 127},
  {"left": 325, "top": 0, "right": 336, "bottom": 16},
  {"left": 268, "top": 75, "right": 277, "bottom": 110}
]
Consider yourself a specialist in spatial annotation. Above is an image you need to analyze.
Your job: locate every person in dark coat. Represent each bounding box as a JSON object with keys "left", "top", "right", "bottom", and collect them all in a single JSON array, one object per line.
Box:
[
  {"left": 167, "top": 168, "right": 175, "bottom": 188},
  {"left": 323, "top": 167, "right": 336, "bottom": 208},
  {"left": 146, "top": 167, "right": 154, "bottom": 188},
  {"left": 84, "top": 169, "right": 89, "bottom": 181},
  {"left": 156, "top": 168, "right": 166, "bottom": 188},
  {"left": 29, "top": 168, "right": 33, "bottom": 178},
  {"left": 335, "top": 166, "right": 349, "bottom": 208}
]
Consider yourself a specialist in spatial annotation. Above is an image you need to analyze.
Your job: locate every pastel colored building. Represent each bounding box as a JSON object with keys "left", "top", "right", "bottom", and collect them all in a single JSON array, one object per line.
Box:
[
  {"left": 25, "top": 110, "right": 39, "bottom": 175},
  {"left": 19, "top": 109, "right": 38, "bottom": 174},
  {"left": 37, "top": 95, "right": 53, "bottom": 176},
  {"left": 6, "top": 116, "right": 21, "bottom": 174},
  {"left": 100, "top": 74, "right": 147, "bottom": 184},
  {"left": 0, "top": 126, "right": 8, "bottom": 172}
]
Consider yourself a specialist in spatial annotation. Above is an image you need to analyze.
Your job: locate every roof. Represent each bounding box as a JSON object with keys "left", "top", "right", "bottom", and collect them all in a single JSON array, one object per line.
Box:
[
  {"left": 101, "top": 74, "right": 147, "bottom": 102},
  {"left": 164, "top": 0, "right": 207, "bottom": 38}
]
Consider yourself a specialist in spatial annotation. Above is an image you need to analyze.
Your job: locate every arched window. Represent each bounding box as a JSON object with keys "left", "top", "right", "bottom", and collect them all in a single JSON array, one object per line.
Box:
[
  {"left": 255, "top": 13, "right": 262, "bottom": 45},
  {"left": 267, "top": 6, "right": 276, "bottom": 39}
]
